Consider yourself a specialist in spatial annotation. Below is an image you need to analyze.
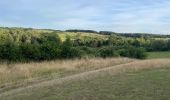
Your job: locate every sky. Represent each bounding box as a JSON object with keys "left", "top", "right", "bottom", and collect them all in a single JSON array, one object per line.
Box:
[{"left": 1, "top": 0, "right": 170, "bottom": 34}]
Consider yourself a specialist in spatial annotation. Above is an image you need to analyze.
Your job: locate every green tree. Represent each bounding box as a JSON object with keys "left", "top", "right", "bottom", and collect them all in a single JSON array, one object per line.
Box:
[{"left": 98, "top": 46, "right": 119, "bottom": 58}]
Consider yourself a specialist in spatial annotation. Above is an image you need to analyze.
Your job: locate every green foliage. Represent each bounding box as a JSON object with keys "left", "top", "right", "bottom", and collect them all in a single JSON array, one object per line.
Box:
[
  {"left": 40, "top": 32, "right": 61, "bottom": 44},
  {"left": 98, "top": 46, "right": 119, "bottom": 58},
  {"left": 167, "top": 40, "right": 170, "bottom": 50},
  {"left": 0, "top": 42, "right": 21, "bottom": 61},
  {"left": 40, "top": 43, "right": 61, "bottom": 60},
  {"left": 119, "top": 47, "right": 147, "bottom": 59},
  {"left": 150, "top": 40, "right": 167, "bottom": 51},
  {"left": 20, "top": 44, "right": 41, "bottom": 61},
  {"left": 0, "top": 27, "right": 164, "bottom": 61}
]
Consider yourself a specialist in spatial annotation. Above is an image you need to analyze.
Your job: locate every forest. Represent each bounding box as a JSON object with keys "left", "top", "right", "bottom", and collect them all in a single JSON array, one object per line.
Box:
[{"left": 0, "top": 27, "right": 170, "bottom": 62}]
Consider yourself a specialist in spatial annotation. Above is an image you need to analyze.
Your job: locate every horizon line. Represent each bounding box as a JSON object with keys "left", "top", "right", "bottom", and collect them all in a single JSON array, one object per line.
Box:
[{"left": 0, "top": 26, "right": 170, "bottom": 35}]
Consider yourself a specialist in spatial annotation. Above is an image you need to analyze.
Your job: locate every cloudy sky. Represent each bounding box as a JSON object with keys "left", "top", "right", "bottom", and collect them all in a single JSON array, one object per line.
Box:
[{"left": 1, "top": 0, "right": 170, "bottom": 34}]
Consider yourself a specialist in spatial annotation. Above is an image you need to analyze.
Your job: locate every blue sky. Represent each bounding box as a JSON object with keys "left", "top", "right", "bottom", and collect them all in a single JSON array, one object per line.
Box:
[{"left": 1, "top": 0, "right": 170, "bottom": 34}]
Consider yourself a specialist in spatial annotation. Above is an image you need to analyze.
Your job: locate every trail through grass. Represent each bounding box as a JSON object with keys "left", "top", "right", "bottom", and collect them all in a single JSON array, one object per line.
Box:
[
  {"left": 0, "top": 58, "right": 133, "bottom": 92},
  {"left": 2, "top": 68, "right": 170, "bottom": 100},
  {"left": 1, "top": 59, "right": 170, "bottom": 100}
]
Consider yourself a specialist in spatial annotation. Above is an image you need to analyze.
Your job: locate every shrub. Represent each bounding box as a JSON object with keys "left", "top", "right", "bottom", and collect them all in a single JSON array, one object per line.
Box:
[
  {"left": 150, "top": 40, "right": 167, "bottom": 51},
  {"left": 0, "top": 42, "right": 21, "bottom": 61},
  {"left": 119, "top": 47, "right": 147, "bottom": 59},
  {"left": 98, "top": 46, "right": 119, "bottom": 58},
  {"left": 40, "top": 43, "right": 61, "bottom": 60},
  {"left": 20, "top": 44, "right": 41, "bottom": 61}
]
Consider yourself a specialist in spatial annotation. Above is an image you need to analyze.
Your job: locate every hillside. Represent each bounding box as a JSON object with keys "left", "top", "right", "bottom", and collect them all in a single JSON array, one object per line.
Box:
[
  {"left": 0, "top": 27, "right": 170, "bottom": 61},
  {"left": 2, "top": 0, "right": 170, "bottom": 99},
  {"left": 0, "top": 27, "right": 170, "bottom": 100},
  {"left": 1, "top": 27, "right": 170, "bottom": 39}
]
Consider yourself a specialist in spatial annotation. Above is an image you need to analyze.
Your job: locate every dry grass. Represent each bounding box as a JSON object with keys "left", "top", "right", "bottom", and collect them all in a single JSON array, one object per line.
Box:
[
  {"left": 0, "top": 57, "right": 134, "bottom": 88},
  {"left": 61, "top": 59, "right": 170, "bottom": 82},
  {"left": 125, "top": 59, "right": 170, "bottom": 70},
  {"left": 102, "top": 59, "right": 170, "bottom": 76},
  {"left": 1, "top": 59, "right": 170, "bottom": 98}
]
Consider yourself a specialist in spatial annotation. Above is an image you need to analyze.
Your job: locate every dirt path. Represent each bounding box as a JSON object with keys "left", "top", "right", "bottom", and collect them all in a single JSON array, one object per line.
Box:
[{"left": 0, "top": 61, "right": 139, "bottom": 97}]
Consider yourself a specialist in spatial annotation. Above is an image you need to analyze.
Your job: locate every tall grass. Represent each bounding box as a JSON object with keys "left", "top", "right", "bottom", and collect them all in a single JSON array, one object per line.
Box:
[
  {"left": 100, "top": 59, "right": 170, "bottom": 76},
  {"left": 0, "top": 57, "right": 134, "bottom": 87}
]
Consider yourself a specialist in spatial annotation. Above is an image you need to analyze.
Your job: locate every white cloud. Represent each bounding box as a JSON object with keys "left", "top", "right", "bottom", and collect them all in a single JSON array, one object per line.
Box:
[{"left": 1, "top": 0, "right": 170, "bottom": 34}]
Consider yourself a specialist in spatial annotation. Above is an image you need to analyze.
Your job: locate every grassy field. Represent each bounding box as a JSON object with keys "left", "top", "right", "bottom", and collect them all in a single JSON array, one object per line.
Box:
[
  {"left": 1, "top": 59, "right": 170, "bottom": 100},
  {"left": 4, "top": 69, "right": 170, "bottom": 100},
  {"left": 148, "top": 51, "right": 170, "bottom": 59},
  {"left": 0, "top": 58, "right": 133, "bottom": 92}
]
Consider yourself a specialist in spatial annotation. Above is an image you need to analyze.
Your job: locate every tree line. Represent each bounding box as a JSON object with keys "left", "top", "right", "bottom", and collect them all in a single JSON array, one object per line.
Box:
[{"left": 0, "top": 27, "right": 169, "bottom": 62}]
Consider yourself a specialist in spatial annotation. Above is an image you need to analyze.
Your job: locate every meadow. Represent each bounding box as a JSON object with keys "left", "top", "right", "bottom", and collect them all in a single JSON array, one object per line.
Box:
[
  {"left": 0, "top": 28, "right": 170, "bottom": 100},
  {"left": 148, "top": 51, "right": 170, "bottom": 59},
  {"left": 1, "top": 59, "right": 170, "bottom": 100},
  {"left": 0, "top": 58, "right": 134, "bottom": 92}
]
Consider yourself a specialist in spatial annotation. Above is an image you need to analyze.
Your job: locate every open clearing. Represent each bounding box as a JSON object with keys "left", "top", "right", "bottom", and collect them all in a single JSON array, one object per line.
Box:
[
  {"left": 148, "top": 51, "right": 170, "bottom": 59},
  {"left": 0, "top": 58, "right": 134, "bottom": 93},
  {"left": 1, "top": 59, "right": 170, "bottom": 100}
]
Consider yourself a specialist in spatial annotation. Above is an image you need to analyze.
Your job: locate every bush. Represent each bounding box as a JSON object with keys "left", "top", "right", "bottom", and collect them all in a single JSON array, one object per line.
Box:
[
  {"left": 150, "top": 40, "right": 167, "bottom": 51},
  {"left": 20, "top": 44, "right": 41, "bottom": 61},
  {"left": 0, "top": 42, "right": 22, "bottom": 61},
  {"left": 119, "top": 47, "right": 147, "bottom": 59},
  {"left": 98, "top": 46, "right": 119, "bottom": 58},
  {"left": 40, "top": 43, "right": 61, "bottom": 60}
]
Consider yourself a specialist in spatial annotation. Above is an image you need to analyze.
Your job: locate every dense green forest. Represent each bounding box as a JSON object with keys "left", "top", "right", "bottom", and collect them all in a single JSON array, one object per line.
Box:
[{"left": 0, "top": 27, "right": 170, "bottom": 62}]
